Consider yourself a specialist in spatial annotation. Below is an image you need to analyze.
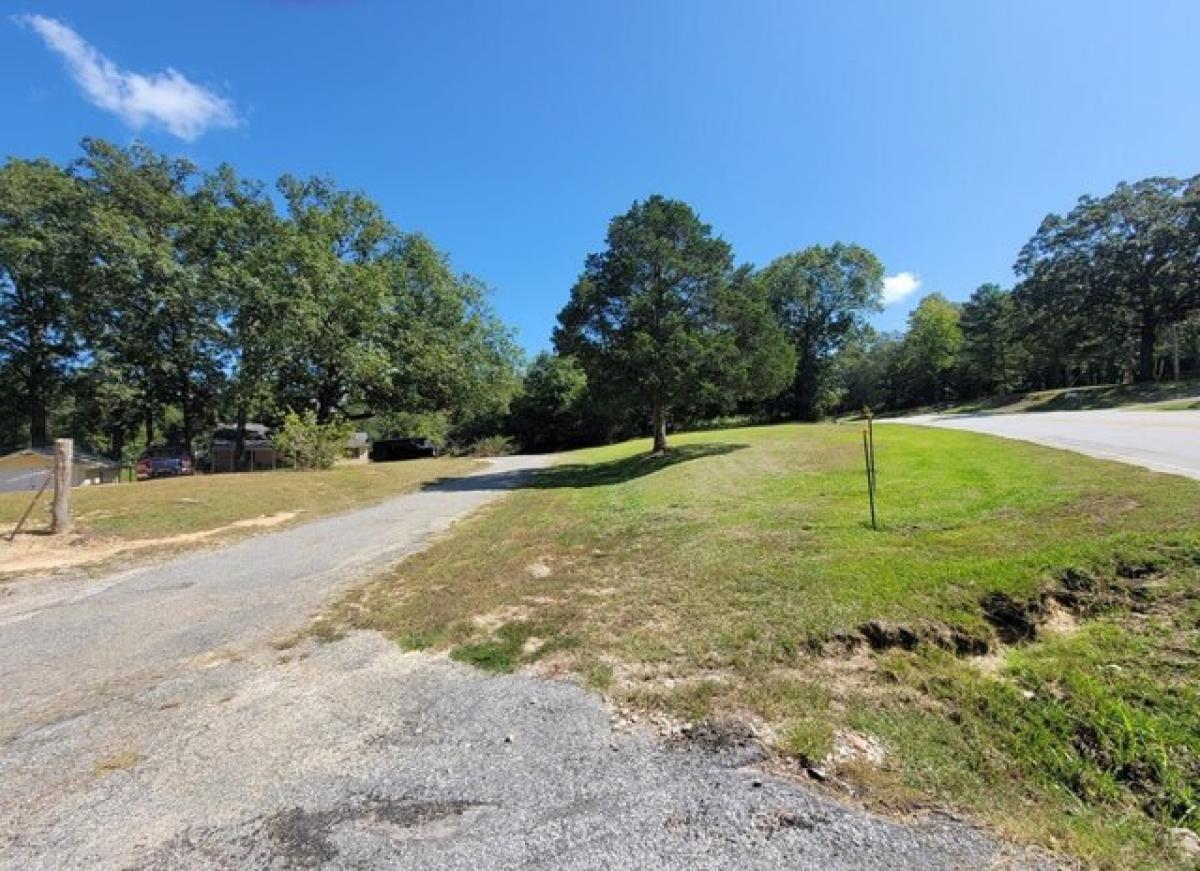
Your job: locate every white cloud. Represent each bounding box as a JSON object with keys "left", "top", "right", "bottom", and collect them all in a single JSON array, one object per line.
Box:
[
  {"left": 16, "top": 14, "right": 238, "bottom": 141},
  {"left": 882, "top": 271, "right": 921, "bottom": 305}
]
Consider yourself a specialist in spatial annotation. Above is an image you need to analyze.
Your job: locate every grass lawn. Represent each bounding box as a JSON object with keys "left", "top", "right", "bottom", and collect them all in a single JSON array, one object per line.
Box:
[
  {"left": 315, "top": 423, "right": 1200, "bottom": 868},
  {"left": 888, "top": 378, "right": 1200, "bottom": 416},
  {"left": 0, "top": 458, "right": 478, "bottom": 543}
]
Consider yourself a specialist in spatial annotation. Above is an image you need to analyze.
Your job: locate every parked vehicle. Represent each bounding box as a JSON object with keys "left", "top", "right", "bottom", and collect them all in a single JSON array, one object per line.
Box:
[
  {"left": 136, "top": 445, "right": 195, "bottom": 480},
  {"left": 369, "top": 438, "right": 439, "bottom": 462}
]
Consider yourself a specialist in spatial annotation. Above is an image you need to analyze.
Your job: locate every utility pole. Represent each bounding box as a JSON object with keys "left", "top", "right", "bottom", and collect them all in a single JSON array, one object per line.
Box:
[{"left": 52, "top": 438, "right": 73, "bottom": 535}]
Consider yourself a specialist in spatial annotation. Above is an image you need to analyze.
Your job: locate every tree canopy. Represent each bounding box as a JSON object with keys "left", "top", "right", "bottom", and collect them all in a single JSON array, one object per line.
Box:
[
  {"left": 554, "top": 195, "right": 792, "bottom": 452},
  {"left": 0, "top": 139, "right": 521, "bottom": 459},
  {"left": 760, "top": 243, "right": 883, "bottom": 420}
]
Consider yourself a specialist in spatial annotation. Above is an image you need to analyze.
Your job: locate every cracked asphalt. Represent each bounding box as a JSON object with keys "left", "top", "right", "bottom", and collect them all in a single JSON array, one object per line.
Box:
[{"left": 0, "top": 456, "right": 1049, "bottom": 869}]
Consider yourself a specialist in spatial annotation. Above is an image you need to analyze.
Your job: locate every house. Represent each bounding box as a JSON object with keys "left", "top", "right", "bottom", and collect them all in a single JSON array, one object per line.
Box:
[
  {"left": 0, "top": 447, "right": 121, "bottom": 493},
  {"left": 209, "top": 424, "right": 279, "bottom": 473},
  {"left": 343, "top": 432, "right": 371, "bottom": 462}
]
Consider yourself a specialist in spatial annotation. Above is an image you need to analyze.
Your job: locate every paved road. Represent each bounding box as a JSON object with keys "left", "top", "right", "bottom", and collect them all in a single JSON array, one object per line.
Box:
[
  {"left": 0, "top": 456, "right": 1046, "bottom": 869},
  {"left": 892, "top": 409, "right": 1200, "bottom": 480}
]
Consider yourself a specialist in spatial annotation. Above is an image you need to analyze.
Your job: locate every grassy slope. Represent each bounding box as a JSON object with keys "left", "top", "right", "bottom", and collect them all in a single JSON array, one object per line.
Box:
[
  {"left": 319, "top": 423, "right": 1200, "bottom": 868},
  {"left": 0, "top": 458, "right": 478, "bottom": 540},
  {"left": 914, "top": 378, "right": 1200, "bottom": 415}
]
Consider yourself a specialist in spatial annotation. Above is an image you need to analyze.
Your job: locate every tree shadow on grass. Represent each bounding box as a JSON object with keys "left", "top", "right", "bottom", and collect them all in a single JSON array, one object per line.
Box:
[
  {"left": 420, "top": 442, "right": 748, "bottom": 493},
  {"left": 524, "top": 442, "right": 749, "bottom": 489}
]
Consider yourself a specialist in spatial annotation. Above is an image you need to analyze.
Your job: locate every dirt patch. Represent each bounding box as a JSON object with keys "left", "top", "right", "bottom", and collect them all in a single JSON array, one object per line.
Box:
[
  {"left": 1, "top": 512, "right": 299, "bottom": 576},
  {"left": 979, "top": 593, "right": 1039, "bottom": 644},
  {"left": 469, "top": 605, "right": 531, "bottom": 632},
  {"left": 856, "top": 620, "right": 990, "bottom": 656}
]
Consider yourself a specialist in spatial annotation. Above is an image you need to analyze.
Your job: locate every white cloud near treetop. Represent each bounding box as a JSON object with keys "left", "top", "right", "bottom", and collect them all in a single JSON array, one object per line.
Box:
[
  {"left": 882, "top": 271, "right": 921, "bottom": 305},
  {"left": 16, "top": 14, "right": 239, "bottom": 141}
]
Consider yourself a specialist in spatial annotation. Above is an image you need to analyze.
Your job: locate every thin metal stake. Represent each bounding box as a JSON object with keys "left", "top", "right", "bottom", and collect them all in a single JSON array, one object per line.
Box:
[
  {"left": 862, "top": 429, "right": 877, "bottom": 530},
  {"left": 867, "top": 412, "right": 877, "bottom": 495}
]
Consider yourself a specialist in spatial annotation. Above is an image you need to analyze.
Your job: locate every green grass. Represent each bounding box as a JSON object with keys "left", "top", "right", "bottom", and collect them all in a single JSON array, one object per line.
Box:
[
  {"left": 910, "top": 378, "right": 1200, "bottom": 415},
  {"left": 0, "top": 458, "right": 478, "bottom": 542},
  {"left": 316, "top": 423, "right": 1200, "bottom": 867}
]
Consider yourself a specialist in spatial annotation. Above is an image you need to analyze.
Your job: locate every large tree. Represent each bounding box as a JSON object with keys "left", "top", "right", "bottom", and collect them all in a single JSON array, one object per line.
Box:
[
  {"left": 74, "top": 139, "right": 224, "bottom": 450},
  {"left": 895, "top": 293, "right": 963, "bottom": 405},
  {"left": 1015, "top": 176, "right": 1200, "bottom": 383},
  {"left": 554, "top": 195, "right": 792, "bottom": 452},
  {"left": 760, "top": 243, "right": 883, "bottom": 420},
  {"left": 957, "top": 283, "right": 1020, "bottom": 397},
  {"left": 0, "top": 158, "right": 88, "bottom": 447}
]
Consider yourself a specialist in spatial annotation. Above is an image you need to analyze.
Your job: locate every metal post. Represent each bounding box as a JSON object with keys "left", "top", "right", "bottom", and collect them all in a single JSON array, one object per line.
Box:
[
  {"left": 52, "top": 438, "right": 73, "bottom": 535},
  {"left": 862, "top": 430, "right": 877, "bottom": 530}
]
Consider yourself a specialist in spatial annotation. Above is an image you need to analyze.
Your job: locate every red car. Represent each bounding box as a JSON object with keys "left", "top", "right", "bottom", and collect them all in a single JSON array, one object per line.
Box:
[{"left": 136, "top": 446, "right": 195, "bottom": 480}]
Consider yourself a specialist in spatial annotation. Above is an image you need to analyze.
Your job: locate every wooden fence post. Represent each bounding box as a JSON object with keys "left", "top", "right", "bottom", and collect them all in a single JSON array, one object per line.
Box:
[{"left": 52, "top": 438, "right": 73, "bottom": 535}]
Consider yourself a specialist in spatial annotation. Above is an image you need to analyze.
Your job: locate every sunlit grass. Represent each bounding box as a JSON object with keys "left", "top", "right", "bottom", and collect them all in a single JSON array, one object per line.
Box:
[
  {"left": 0, "top": 458, "right": 479, "bottom": 541},
  {"left": 319, "top": 423, "right": 1200, "bottom": 867}
]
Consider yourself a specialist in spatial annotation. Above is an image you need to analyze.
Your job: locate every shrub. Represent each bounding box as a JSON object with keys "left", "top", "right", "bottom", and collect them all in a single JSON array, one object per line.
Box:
[
  {"left": 468, "top": 435, "right": 514, "bottom": 457},
  {"left": 274, "top": 410, "right": 353, "bottom": 470}
]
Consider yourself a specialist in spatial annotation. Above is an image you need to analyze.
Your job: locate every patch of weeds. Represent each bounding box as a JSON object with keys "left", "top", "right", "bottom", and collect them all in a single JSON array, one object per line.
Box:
[
  {"left": 94, "top": 750, "right": 144, "bottom": 775},
  {"left": 451, "top": 638, "right": 521, "bottom": 672},
  {"left": 450, "top": 620, "right": 575, "bottom": 673},
  {"left": 395, "top": 629, "right": 440, "bottom": 651},
  {"left": 624, "top": 678, "right": 725, "bottom": 723},
  {"left": 581, "top": 660, "right": 614, "bottom": 690}
]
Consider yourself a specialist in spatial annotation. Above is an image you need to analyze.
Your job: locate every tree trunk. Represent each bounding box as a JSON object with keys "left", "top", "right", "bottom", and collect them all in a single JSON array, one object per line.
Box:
[
  {"left": 1136, "top": 320, "right": 1158, "bottom": 383},
  {"left": 1170, "top": 323, "right": 1181, "bottom": 381},
  {"left": 235, "top": 404, "right": 247, "bottom": 472},
  {"left": 28, "top": 392, "right": 48, "bottom": 448},
  {"left": 111, "top": 426, "right": 125, "bottom": 462},
  {"left": 651, "top": 402, "right": 668, "bottom": 454},
  {"left": 145, "top": 408, "right": 155, "bottom": 446},
  {"left": 180, "top": 377, "right": 193, "bottom": 454}
]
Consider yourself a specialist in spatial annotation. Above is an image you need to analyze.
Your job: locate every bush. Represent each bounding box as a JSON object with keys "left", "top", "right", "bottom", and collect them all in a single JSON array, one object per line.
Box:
[
  {"left": 273, "top": 410, "right": 352, "bottom": 470},
  {"left": 467, "top": 435, "right": 514, "bottom": 457}
]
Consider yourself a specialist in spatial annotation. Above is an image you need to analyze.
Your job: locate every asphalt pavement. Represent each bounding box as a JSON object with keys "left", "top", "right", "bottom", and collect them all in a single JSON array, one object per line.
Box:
[
  {"left": 0, "top": 455, "right": 1049, "bottom": 869},
  {"left": 892, "top": 408, "right": 1200, "bottom": 479}
]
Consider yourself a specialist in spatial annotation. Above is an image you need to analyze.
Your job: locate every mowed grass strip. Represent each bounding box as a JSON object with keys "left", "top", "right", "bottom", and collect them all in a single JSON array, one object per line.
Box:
[
  {"left": 318, "top": 423, "right": 1200, "bottom": 868},
  {"left": 0, "top": 458, "right": 479, "bottom": 540}
]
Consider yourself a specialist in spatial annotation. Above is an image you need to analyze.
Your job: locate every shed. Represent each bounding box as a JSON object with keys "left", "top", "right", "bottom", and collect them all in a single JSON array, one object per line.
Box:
[{"left": 344, "top": 432, "right": 371, "bottom": 462}]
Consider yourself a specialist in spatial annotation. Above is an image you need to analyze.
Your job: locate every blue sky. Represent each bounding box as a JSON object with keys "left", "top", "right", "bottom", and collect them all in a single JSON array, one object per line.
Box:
[{"left": 4, "top": 1, "right": 1199, "bottom": 354}]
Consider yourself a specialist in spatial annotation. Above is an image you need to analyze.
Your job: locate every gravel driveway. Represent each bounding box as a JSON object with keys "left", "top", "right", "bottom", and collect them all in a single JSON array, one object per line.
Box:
[
  {"left": 0, "top": 456, "right": 1047, "bottom": 869},
  {"left": 892, "top": 408, "right": 1200, "bottom": 479}
]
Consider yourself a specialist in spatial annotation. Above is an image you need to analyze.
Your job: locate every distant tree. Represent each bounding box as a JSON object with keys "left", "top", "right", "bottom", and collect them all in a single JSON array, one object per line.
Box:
[
  {"left": 192, "top": 165, "right": 290, "bottom": 458},
  {"left": 760, "top": 244, "right": 883, "bottom": 420},
  {"left": 1015, "top": 176, "right": 1200, "bottom": 383},
  {"left": 0, "top": 158, "right": 88, "bottom": 447},
  {"left": 957, "top": 284, "right": 1020, "bottom": 396},
  {"left": 73, "top": 139, "right": 224, "bottom": 451},
  {"left": 829, "top": 328, "right": 902, "bottom": 413},
  {"left": 554, "top": 196, "right": 792, "bottom": 453},
  {"left": 895, "top": 293, "right": 963, "bottom": 405},
  {"left": 274, "top": 174, "right": 395, "bottom": 423},
  {"left": 508, "top": 353, "right": 589, "bottom": 452}
]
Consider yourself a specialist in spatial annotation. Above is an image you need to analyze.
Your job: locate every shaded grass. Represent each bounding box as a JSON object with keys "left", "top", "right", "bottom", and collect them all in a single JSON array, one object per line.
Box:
[
  {"left": 0, "top": 458, "right": 478, "bottom": 540},
  {"left": 317, "top": 423, "right": 1200, "bottom": 867}
]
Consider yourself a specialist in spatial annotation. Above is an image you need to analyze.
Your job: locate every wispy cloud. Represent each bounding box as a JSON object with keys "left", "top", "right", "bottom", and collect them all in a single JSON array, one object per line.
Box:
[
  {"left": 15, "top": 14, "right": 239, "bottom": 141},
  {"left": 882, "top": 271, "right": 921, "bottom": 305}
]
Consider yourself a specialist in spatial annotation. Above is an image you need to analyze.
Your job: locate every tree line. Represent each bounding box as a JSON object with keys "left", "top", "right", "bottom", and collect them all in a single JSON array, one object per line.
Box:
[
  {"left": 0, "top": 139, "right": 520, "bottom": 460},
  {"left": 515, "top": 178, "right": 1200, "bottom": 451},
  {"left": 4, "top": 141, "right": 1197, "bottom": 461}
]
